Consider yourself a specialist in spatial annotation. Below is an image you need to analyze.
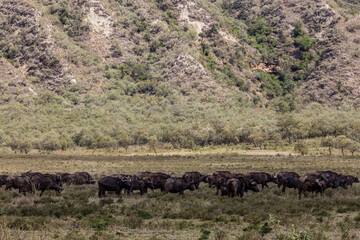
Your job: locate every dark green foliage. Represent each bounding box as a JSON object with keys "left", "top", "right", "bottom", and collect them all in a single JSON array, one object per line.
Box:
[
  {"left": 88, "top": 214, "right": 113, "bottom": 230},
  {"left": 257, "top": 71, "right": 282, "bottom": 98},
  {"left": 294, "top": 36, "right": 315, "bottom": 52},
  {"left": 248, "top": 18, "right": 273, "bottom": 37},
  {"left": 260, "top": 222, "right": 272, "bottom": 235},
  {"left": 49, "top": 4, "right": 89, "bottom": 37},
  {"left": 137, "top": 210, "right": 153, "bottom": 219},
  {"left": 198, "top": 229, "right": 211, "bottom": 240},
  {"left": 293, "top": 20, "right": 304, "bottom": 37}
]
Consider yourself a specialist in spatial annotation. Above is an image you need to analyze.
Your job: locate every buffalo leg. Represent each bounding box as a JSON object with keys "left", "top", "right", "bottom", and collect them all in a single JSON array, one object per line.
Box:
[{"left": 281, "top": 185, "right": 286, "bottom": 193}]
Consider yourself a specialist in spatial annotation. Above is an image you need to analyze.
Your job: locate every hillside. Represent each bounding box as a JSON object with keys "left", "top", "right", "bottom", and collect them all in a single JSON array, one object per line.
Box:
[{"left": 1, "top": 0, "right": 360, "bottom": 152}]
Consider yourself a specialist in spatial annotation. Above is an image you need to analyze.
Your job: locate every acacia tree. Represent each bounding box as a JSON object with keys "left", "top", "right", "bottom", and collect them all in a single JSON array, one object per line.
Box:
[
  {"left": 249, "top": 130, "right": 268, "bottom": 150},
  {"left": 269, "top": 132, "right": 282, "bottom": 149},
  {"left": 277, "top": 114, "right": 301, "bottom": 144},
  {"left": 149, "top": 135, "right": 158, "bottom": 154},
  {"left": 117, "top": 133, "right": 133, "bottom": 152},
  {"left": 321, "top": 136, "right": 335, "bottom": 156},
  {"left": 294, "top": 141, "right": 308, "bottom": 156},
  {"left": 348, "top": 141, "right": 360, "bottom": 156},
  {"left": 334, "top": 135, "right": 352, "bottom": 156}
]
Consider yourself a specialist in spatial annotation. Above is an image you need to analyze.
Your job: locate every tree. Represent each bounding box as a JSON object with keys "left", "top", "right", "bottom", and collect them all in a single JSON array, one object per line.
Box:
[
  {"left": 8, "top": 137, "right": 32, "bottom": 154},
  {"left": 293, "top": 20, "right": 304, "bottom": 37},
  {"left": 149, "top": 135, "right": 158, "bottom": 154},
  {"left": 294, "top": 141, "right": 308, "bottom": 156},
  {"left": 294, "top": 35, "right": 314, "bottom": 51},
  {"left": 348, "top": 141, "right": 360, "bottom": 156},
  {"left": 249, "top": 130, "right": 268, "bottom": 150},
  {"left": 321, "top": 136, "right": 334, "bottom": 156},
  {"left": 39, "top": 131, "right": 62, "bottom": 152},
  {"left": 277, "top": 114, "right": 301, "bottom": 144},
  {"left": 117, "top": 133, "right": 133, "bottom": 151},
  {"left": 270, "top": 132, "right": 282, "bottom": 149},
  {"left": 334, "top": 135, "right": 352, "bottom": 156}
]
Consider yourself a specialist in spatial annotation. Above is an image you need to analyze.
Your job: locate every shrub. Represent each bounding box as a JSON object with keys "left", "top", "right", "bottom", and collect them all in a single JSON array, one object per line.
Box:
[
  {"left": 123, "top": 215, "right": 144, "bottom": 229},
  {"left": 294, "top": 141, "right": 309, "bottom": 156},
  {"left": 88, "top": 214, "right": 113, "bottom": 231},
  {"left": 198, "top": 229, "right": 211, "bottom": 240},
  {"left": 7, "top": 217, "right": 47, "bottom": 230},
  {"left": 334, "top": 135, "right": 352, "bottom": 156},
  {"left": 293, "top": 20, "right": 304, "bottom": 37},
  {"left": 294, "top": 36, "right": 315, "bottom": 51}
]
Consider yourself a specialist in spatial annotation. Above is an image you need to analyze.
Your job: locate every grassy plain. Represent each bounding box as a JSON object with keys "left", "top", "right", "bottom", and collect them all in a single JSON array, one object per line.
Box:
[{"left": 0, "top": 153, "right": 360, "bottom": 239}]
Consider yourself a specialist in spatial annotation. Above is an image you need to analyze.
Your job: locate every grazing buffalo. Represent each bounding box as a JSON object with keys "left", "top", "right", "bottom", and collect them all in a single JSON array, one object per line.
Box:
[
  {"left": 242, "top": 175, "right": 260, "bottom": 192},
  {"left": 98, "top": 176, "right": 131, "bottom": 198},
  {"left": 5, "top": 176, "right": 33, "bottom": 195},
  {"left": 163, "top": 178, "right": 195, "bottom": 195},
  {"left": 276, "top": 172, "right": 300, "bottom": 193},
  {"left": 42, "top": 174, "right": 63, "bottom": 187},
  {"left": 112, "top": 174, "right": 132, "bottom": 193},
  {"left": 315, "top": 171, "right": 347, "bottom": 190},
  {"left": 0, "top": 175, "right": 10, "bottom": 188},
  {"left": 210, "top": 172, "right": 259, "bottom": 195},
  {"left": 57, "top": 173, "right": 73, "bottom": 185},
  {"left": 31, "top": 174, "right": 63, "bottom": 197},
  {"left": 128, "top": 178, "right": 154, "bottom": 195},
  {"left": 182, "top": 172, "right": 208, "bottom": 189},
  {"left": 232, "top": 173, "right": 259, "bottom": 193},
  {"left": 247, "top": 172, "right": 277, "bottom": 189},
  {"left": 74, "top": 172, "right": 96, "bottom": 184},
  {"left": 208, "top": 171, "right": 234, "bottom": 194},
  {"left": 21, "top": 171, "right": 42, "bottom": 179},
  {"left": 343, "top": 175, "right": 359, "bottom": 187},
  {"left": 298, "top": 173, "right": 326, "bottom": 199},
  {"left": 134, "top": 172, "right": 171, "bottom": 191},
  {"left": 221, "top": 178, "right": 245, "bottom": 198}
]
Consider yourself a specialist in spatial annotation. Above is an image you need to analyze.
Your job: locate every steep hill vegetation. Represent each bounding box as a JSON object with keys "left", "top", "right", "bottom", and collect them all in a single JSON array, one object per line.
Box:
[{"left": 1, "top": 0, "right": 360, "bottom": 153}]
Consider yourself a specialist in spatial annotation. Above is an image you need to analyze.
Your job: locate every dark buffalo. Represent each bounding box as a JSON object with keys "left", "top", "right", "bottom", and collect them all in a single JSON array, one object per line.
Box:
[
  {"left": 163, "top": 178, "right": 195, "bottom": 195},
  {"left": 343, "top": 175, "right": 359, "bottom": 187},
  {"left": 98, "top": 176, "right": 131, "bottom": 198},
  {"left": 248, "top": 172, "right": 277, "bottom": 189},
  {"left": 221, "top": 178, "right": 245, "bottom": 198},
  {"left": 69, "top": 174, "right": 88, "bottom": 185},
  {"left": 210, "top": 171, "right": 259, "bottom": 194},
  {"left": 0, "top": 175, "right": 10, "bottom": 188},
  {"left": 31, "top": 174, "right": 63, "bottom": 197},
  {"left": 276, "top": 172, "right": 300, "bottom": 193},
  {"left": 112, "top": 174, "right": 136, "bottom": 193},
  {"left": 242, "top": 175, "right": 260, "bottom": 192},
  {"left": 182, "top": 172, "right": 208, "bottom": 189},
  {"left": 57, "top": 173, "right": 72, "bottom": 185},
  {"left": 5, "top": 176, "right": 33, "bottom": 195},
  {"left": 315, "top": 171, "right": 347, "bottom": 190},
  {"left": 298, "top": 173, "right": 326, "bottom": 199},
  {"left": 134, "top": 172, "right": 170, "bottom": 191},
  {"left": 42, "top": 174, "right": 63, "bottom": 187},
  {"left": 74, "top": 172, "right": 96, "bottom": 184},
  {"left": 21, "top": 171, "right": 42, "bottom": 179},
  {"left": 128, "top": 178, "right": 154, "bottom": 195},
  {"left": 232, "top": 173, "right": 259, "bottom": 193},
  {"left": 208, "top": 171, "right": 233, "bottom": 194}
]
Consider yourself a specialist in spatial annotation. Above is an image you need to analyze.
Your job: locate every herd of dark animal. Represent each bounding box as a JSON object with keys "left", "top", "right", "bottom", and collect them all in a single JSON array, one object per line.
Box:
[{"left": 0, "top": 170, "right": 358, "bottom": 199}]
